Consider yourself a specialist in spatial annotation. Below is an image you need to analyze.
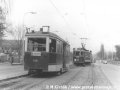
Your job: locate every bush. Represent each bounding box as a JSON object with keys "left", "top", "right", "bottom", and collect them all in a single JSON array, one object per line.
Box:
[{"left": 0, "top": 53, "right": 9, "bottom": 62}]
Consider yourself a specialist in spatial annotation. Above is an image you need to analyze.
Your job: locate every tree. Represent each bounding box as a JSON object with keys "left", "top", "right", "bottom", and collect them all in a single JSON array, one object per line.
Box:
[
  {"left": 96, "top": 44, "right": 105, "bottom": 60},
  {"left": 107, "top": 51, "right": 113, "bottom": 60},
  {"left": 6, "top": 24, "right": 25, "bottom": 62},
  {"left": 100, "top": 44, "right": 105, "bottom": 59},
  {"left": 0, "top": 6, "right": 6, "bottom": 46},
  {"left": 115, "top": 45, "right": 120, "bottom": 61}
]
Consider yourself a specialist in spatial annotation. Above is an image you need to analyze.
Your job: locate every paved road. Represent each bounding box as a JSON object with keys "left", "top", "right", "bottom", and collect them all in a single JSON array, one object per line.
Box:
[
  {"left": 99, "top": 61, "right": 120, "bottom": 90},
  {"left": 0, "top": 63, "right": 115, "bottom": 90}
]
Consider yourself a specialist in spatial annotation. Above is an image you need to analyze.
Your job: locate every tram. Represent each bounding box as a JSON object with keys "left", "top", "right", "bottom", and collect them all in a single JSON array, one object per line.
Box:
[
  {"left": 73, "top": 48, "right": 92, "bottom": 66},
  {"left": 84, "top": 50, "right": 92, "bottom": 64},
  {"left": 73, "top": 48, "right": 85, "bottom": 66},
  {"left": 24, "top": 27, "right": 70, "bottom": 74}
]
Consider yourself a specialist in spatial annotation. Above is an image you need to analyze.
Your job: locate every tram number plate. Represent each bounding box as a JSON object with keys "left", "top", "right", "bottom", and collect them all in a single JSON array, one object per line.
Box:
[
  {"left": 33, "top": 59, "right": 38, "bottom": 62},
  {"left": 32, "top": 52, "right": 41, "bottom": 56}
]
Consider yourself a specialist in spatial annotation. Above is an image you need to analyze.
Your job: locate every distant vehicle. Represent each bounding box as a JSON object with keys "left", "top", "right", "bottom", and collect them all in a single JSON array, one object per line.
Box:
[
  {"left": 102, "top": 60, "right": 107, "bottom": 64},
  {"left": 73, "top": 48, "right": 92, "bottom": 66},
  {"left": 24, "top": 27, "right": 71, "bottom": 75}
]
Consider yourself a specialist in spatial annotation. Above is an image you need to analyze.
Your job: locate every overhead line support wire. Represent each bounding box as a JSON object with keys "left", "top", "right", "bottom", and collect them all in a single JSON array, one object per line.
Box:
[{"left": 48, "top": 0, "right": 72, "bottom": 30}]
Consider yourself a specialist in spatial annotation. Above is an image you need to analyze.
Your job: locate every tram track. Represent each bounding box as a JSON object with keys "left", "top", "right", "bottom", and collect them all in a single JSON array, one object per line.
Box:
[
  {"left": 7, "top": 78, "right": 47, "bottom": 90},
  {"left": 80, "top": 64, "right": 116, "bottom": 90},
  {"left": 43, "top": 64, "right": 92, "bottom": 90},
  {"left": 0, "top": 74, "right": 29, "bottom": 89},
  {"left": 1, "top": 64, "right": 102, "bottom": 90},
  {"left": 80, "top": 64, "right": 114, "bottom": 90},
  {"left": 42, "top": 64, "right": 93, "bottom": 90},
  {"left": 25, "top": 66, "right": 85, "bottom": 90},
  {"left": 0, "top": 72, "right": 60, "bottom": 90},
  {"left": 98, "top": 66, "right": 116, "bottom": 90},
  {"left": 61, "top": 67, "right": 84, "bottom": 85},
  {"left": 79, "top": 64, "right": 94, "bottom": 90},
  {"left": 0, "top": 73, "right": 45, "bottom": 90},
  {"left": 0, "top": 74, "right": 28, "bottom": 83},
  {"left": 0, "top": 64, "right": 79, "bottom": 90},
  {"left": 22, "top": 78, "right": 48, "bottom": 90},
  {"left": 0, "top": 64, "right": 115, "bottom": 90}
]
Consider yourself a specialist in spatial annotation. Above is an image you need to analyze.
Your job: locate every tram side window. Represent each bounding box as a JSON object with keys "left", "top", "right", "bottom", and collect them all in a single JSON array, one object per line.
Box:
[
  {"left": 56, "top": 40, "right": 61, "bottom": 54},
  {"left": 56, "top": 40, "right": 63, "bottom": 54},
  {"left": 65, "top": 46, "right": 68, "bottom": 56},
  {"left": 27, "top": 38, "right": 46, "bottom": 52},
  {"left": 60, "top": 41, "right": 63, "bottom": 54},
  {"left": 67, "top": 46, "right": 70, "bottom": 56},
  {"left": 81, "top": 52, "right": 84, "bottom": 56},
  {"left": 49, "top": 38, "right": 56, "bottom": 52}
]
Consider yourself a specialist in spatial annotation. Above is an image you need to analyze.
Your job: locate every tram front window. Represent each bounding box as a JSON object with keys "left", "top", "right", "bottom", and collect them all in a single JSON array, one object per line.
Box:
[
  {"left": 75, "top": 51, "right": 79, "bottom": 56},
  {"left": 27, "top": 38, "right": 46, "bottom": 52}
]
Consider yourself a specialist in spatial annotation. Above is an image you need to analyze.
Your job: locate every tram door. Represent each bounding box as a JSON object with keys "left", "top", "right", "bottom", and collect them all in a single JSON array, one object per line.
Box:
[{"left": 63, "top": 43, "right": 66, "bottom": 68}]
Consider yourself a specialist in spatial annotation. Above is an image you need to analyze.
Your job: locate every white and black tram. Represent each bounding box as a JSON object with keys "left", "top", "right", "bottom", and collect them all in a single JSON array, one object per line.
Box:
[{"left": 24, "top": 28, "right": 70, "bottom": 74}]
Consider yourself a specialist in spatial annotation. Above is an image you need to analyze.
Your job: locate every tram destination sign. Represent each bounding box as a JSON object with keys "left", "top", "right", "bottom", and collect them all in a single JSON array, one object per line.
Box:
[{"left": 31, "top": 52, "right": 41, "bottom": 56}]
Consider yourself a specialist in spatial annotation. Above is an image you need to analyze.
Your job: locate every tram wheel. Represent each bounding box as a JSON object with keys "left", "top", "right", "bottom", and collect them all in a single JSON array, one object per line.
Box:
[
  {"left": 83, "top": 64, "right": 85, "bottom": 67},
  {"left": 56, "top": 68, "right": 63, "bottom": 76}
]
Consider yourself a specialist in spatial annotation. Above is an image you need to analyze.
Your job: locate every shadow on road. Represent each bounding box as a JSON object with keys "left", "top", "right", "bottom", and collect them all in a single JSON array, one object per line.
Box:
[{"left": 28, "top": 72, "right": 61, "bottom": 78}]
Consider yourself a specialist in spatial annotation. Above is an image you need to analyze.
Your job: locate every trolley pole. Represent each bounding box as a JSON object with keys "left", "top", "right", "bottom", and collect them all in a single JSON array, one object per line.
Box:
[
  {"left": 80, "top": 38, "right": 88, "bottom": 48},
  {"left": 22, "top": 12, "right": 37, "bottom": 63}
]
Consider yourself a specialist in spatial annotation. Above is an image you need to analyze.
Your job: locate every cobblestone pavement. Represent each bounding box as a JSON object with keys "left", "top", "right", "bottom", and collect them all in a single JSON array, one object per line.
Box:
[{"left": 0, "top": 64, "right": 115, "bottom": 90}]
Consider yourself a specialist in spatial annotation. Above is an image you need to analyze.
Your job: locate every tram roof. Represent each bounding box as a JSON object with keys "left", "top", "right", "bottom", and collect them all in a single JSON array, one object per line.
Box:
[
  {"left": 74, "top": 49, "right": 90, "bottom": 52},
  {"left": 25, "top": 31, "right": 70, "bottom": 45},
  {"left": 74, "top": 50, "right": 88, "bottom": 52}
]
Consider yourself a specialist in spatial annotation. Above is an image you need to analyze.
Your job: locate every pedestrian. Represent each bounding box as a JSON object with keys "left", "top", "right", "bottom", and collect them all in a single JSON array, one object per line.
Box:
[
  {"left": 9, "top": 52, "right": 13, "bottom": 65},
  {"left": 11, "top": 56, "right": 14, "bottom": 65}
]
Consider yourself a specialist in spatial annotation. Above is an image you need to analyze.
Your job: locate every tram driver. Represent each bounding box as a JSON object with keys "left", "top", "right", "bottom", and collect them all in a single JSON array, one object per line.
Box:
[{"left": 49, "top": 38, "right": 56, "bottom": 53}]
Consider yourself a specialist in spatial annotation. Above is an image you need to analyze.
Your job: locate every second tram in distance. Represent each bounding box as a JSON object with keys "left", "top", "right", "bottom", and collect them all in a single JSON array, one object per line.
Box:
[{"left": 73, "top": 48, "right": 92, "bottom": 66}]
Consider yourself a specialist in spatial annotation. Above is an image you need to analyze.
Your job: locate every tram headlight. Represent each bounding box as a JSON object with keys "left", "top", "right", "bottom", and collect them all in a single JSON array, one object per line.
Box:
[{"left": 74, "top": 59, "right": 76, "bottom": 61}]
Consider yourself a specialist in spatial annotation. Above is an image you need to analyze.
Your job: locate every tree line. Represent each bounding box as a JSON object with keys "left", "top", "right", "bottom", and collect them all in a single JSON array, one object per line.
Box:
[
  {"left": 96, "top": 44, "right": 120, "bottom": 61},
  {"left": 0, "top": 5, "right": 24, "bottom": 62}
]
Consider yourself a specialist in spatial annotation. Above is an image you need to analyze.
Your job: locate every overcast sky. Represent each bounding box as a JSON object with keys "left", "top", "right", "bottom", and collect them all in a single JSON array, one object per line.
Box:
[{"left": 9, "top": 0, "right": 120, "bottom": 53}]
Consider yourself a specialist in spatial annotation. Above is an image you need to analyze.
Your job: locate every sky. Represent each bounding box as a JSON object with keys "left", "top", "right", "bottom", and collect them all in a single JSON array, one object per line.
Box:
[{"left": 7, "top": 0, "right": 120, "bottom": 53}]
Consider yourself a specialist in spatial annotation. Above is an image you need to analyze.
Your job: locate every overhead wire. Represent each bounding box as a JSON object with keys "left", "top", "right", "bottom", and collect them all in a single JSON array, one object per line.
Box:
[
  {"left": 82, "top": 0, "right": 89, "bottom": 34},
  {"left": 48, "top": 0, "right": 73, "bottom": 31},
  {"left": 48, "top": 0, "right": 88, "bottom": 46}
]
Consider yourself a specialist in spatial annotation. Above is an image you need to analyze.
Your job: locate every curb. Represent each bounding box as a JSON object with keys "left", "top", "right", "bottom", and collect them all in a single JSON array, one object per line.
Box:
[{"left": 0, "top": 73, "right": 28, "bottom": 83}]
